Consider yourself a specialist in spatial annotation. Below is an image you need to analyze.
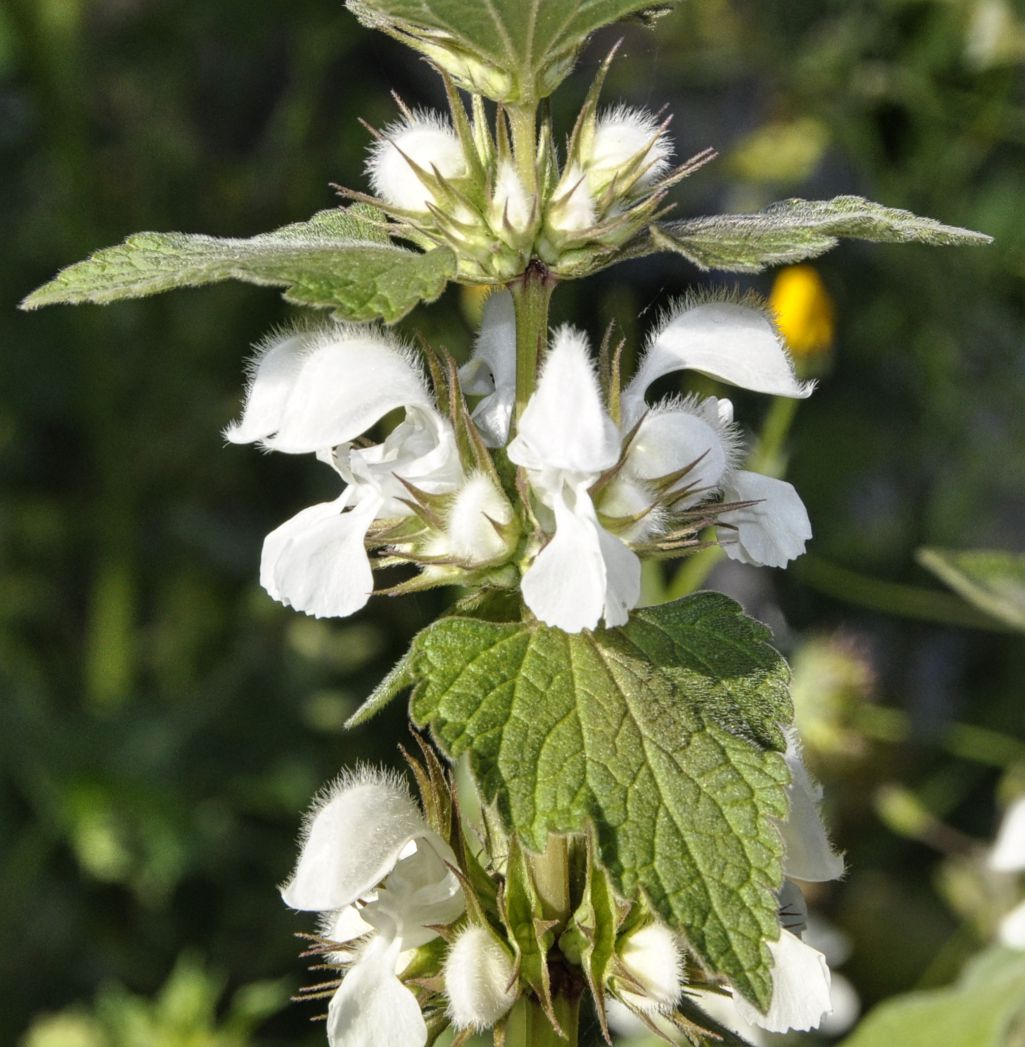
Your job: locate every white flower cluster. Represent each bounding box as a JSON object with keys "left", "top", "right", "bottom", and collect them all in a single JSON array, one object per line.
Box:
[
  {"left": 352, "top": 90, "right": 688, "bottom": 279},
  {"left": 282, "top": 742, "right": 843, "bottom": 1044},
  {"left": 227, "top": 295, "right": 813, "bottom": 631}
]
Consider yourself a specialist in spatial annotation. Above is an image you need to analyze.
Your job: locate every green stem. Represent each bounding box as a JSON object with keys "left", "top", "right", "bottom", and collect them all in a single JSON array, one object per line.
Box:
[
  {"left": 796, "top": 554, "right": 1016, "bottom": 632},
  {"left": 508, "top": 104, "right": 538, "bottom": 199},
  {"left": 854, "top": 704, "right": 1025, "bottom": 768},
  {"left": 510, "top": 267, "right": 554, "bottom": 421},
  {"left": 747, "top": 395, "right": 799, "bottom": 475}
]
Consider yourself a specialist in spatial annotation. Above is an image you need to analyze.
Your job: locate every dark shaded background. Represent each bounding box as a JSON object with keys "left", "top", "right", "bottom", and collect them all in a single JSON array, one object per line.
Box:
[{"left": 3, "top": 0, "right": 1023, "bottom": 1043}]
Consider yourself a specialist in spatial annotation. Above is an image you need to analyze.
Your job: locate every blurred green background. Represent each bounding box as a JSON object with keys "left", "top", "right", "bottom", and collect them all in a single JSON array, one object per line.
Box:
[{"left": 3, "top": 0, "right": 1023, "bottom": 1043}]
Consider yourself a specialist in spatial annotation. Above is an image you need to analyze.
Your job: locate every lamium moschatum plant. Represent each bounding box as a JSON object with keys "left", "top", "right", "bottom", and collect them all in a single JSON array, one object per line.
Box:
[{"left": 21, "top": 1, "right": 991, "bottom": 1043}]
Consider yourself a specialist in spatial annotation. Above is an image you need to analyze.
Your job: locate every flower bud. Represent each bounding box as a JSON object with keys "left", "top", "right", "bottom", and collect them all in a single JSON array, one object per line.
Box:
[
  {"left": 584, "top": 106, "right": 673, "bottom": 196},
  {"left": 617, "top": 922, "right": 684, "bottom": 1014},
  {"left": 547, "top": 165, "right": 598, "bottom": 234},
  {"left": 367, "top": 112, "right": 467, "bottom": 212},
  {"left": 444, "top": 925, "right": 518, "bottom": 1030},
  {"left": 490, "top": 161, "right": 534, "bottom": 237},
  {"left": 443, "top": 473, "right": 518, "bottom": 565}
]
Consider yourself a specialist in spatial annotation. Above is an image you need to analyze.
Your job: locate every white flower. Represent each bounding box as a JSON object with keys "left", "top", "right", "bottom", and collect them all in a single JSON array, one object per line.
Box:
[
  {"left": 508, "top": 326, "right": 641, "bottom": 632},
  {"left": 989, "top": 796, "right": 1025, "bottom": 948},
  {"left": 990, "top": 795, "right": 1025, "bottom": 872},
  {"left": 624, "top": 300, "right": 814, "bottom": 567},
  {"left": 734, "top": 928, "right": 832, "bottom": 1034},
  {"left": 586, "top": 106, "right": 673, "bottom": 194},
  {"left": 366, "top": 111, "right": 467, "bottom": 212},
  {"left": 227, "top": 325, "right": 489, "bottom": 619},
  {"left": 617, "top": 922, "right": 684, "bottom": 1014},
  {"left": 444, "top": 925, "right": 518, "bottom": 1030},
  {"left": 459, "top": 290, "right": 518, "bottom": 448},
  {"left": 461, "top": 296, "right": 815, "bottom": 631},
  {"left": 281, "top": 768, "right": 465, "bottom": 1047},
  {"left": 622, "top": 300, "right": 813, "bottom": 427},
  {"left": 779, "top": 729, "right": 845, "bottom": 882}
]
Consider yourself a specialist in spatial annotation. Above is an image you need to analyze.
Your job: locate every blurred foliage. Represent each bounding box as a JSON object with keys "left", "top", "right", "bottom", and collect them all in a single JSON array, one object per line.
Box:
[
  {"left": 2, "top": 0, "right": 1023, "bottom": 1044},
  {"left": 23, "top": 955, "right": 291, "bottom": 1047}
]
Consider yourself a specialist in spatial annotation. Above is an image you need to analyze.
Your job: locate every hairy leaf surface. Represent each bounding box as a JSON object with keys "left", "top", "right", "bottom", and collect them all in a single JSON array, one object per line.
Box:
[
  {"left": 21, "top": 207, "right": 455, "bottom": 324},
  {"left": 408, "top": 592, "right": 792, "bottom": 1009},
  {"left": 346, "top": 0, "right": 678, "bottom": 102},
  {"left": 644, "top": 196, "right": 991, "bottom": 273}
]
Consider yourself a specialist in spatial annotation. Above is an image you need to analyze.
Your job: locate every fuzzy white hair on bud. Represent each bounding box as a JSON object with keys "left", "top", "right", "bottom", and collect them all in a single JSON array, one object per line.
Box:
[
  {"left": 589, "top": 106, "right": 673, "bottom": 191},
  {"left": 618, "top": 922, "right": 684, "bottom": 1014},
  {"left": 444, "top": 925, "right": 518, "bottom": 1031},
  {"left": 549, "top": 164, "right": 598, "bottom": 233},
  {"left": 367, "top": 111, "right": 467, "bottom": 212},
  {"left": 491, "top": 161, "right": 533, "bottom": 234},
  {"left": 445, "top": 473, "right": 515, "bottom": 564}
]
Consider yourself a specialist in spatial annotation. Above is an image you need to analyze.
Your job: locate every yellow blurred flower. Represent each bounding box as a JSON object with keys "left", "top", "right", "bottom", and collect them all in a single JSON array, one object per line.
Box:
[{"left": 769, "top": 265, "right": 835, "bottom": 362}]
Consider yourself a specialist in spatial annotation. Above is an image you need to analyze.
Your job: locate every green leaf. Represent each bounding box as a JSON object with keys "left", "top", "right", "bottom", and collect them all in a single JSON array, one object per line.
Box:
[
  {"left": 346, "top": 647, "right": 418, "bottom": 729},
  {"left": 20, "top": 207, "right": 456, "bottom": 324},
  {"left": 346, "top": 0, "right": 679, "bottom": 103},
  {"left": 838, "top": 945, "right": 1025, "bottom": 1047},
  {"left": 916, "top": 548, "right": 1025, "bottom": 632},
  {"left": 645, "top": 196, "right": 992, "bottom": 273},
  {"left": 409, "top": 592, "right": 792, "bottom": 1010}
]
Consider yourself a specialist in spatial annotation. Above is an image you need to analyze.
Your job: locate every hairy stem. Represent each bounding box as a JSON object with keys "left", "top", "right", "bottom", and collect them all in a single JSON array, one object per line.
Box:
[
  {"left": 508, "top": 104, "right": 538, "bottom": 199},
  {"left": 511, "top": 265, "right": 555, "bottom": 421}
]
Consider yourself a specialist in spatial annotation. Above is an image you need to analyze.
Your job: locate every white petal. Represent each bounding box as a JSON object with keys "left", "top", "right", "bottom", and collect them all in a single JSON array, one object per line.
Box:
[
  {"left": 735, "top": 929, "right": 832, "bottom": 1034},
  {"left": 819, "top": 973, "right": 861, "bottom": 1036},
  {"left": 721, "top": 470, "right": 812, "bottom": 568},
  {"left": 224, "top": 328, "right": 310, "bottom": 444},
  {"left": 445, "top": 926, "right": 518, "bottom": 1030},
  {"left": 327, "top": 938, "right": 428, "bottom": 1047},
  {"left": 352, "top": 406, "right": 463, "bottom": 512},
  {"left": 780, "top": 731, "right": 844, "bottom": 882},
  {"left": 460, "top": 290, "right": 517, "bottom": 448},
  {"left": 623, "top": 302, "right": 812, "bottom": 426},
  {"left": 260, "top": 492, "right": 380, "bottom": 619},
  {"left": 588, "top": 106, "right": 673, "bottom": 191},
  {"left": 990, "top": 796, "right": 1025, "bottom": 872},
  {"left": 281, "top": 769, "right": 429, "bottom": 912},
  {"left": 252, "top": 327, "right": 433, "bottom": 454},
  {"left": 626, "top": 397, "right": 735, "bottom": 507},
  {"left": 690, "top": 991, "right": 767, "bottom": 1046},
  {"left": 999, "top": 899, "right": 1025, "bottom": 949},
  {"left": 508, "top": 326, "right": 620, "bottom": 476},
  {"left": 619, "top": 923, "right": 684, "bottom": 1013},
  {"left": 521, "top": 483, "right": 640, "bottom": 632},
  {"left": 366, "top": 111, "right": 466, "bottom": 212},
  {"left": 366, "top": 840, "right": 465, "bottom": 950}
]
